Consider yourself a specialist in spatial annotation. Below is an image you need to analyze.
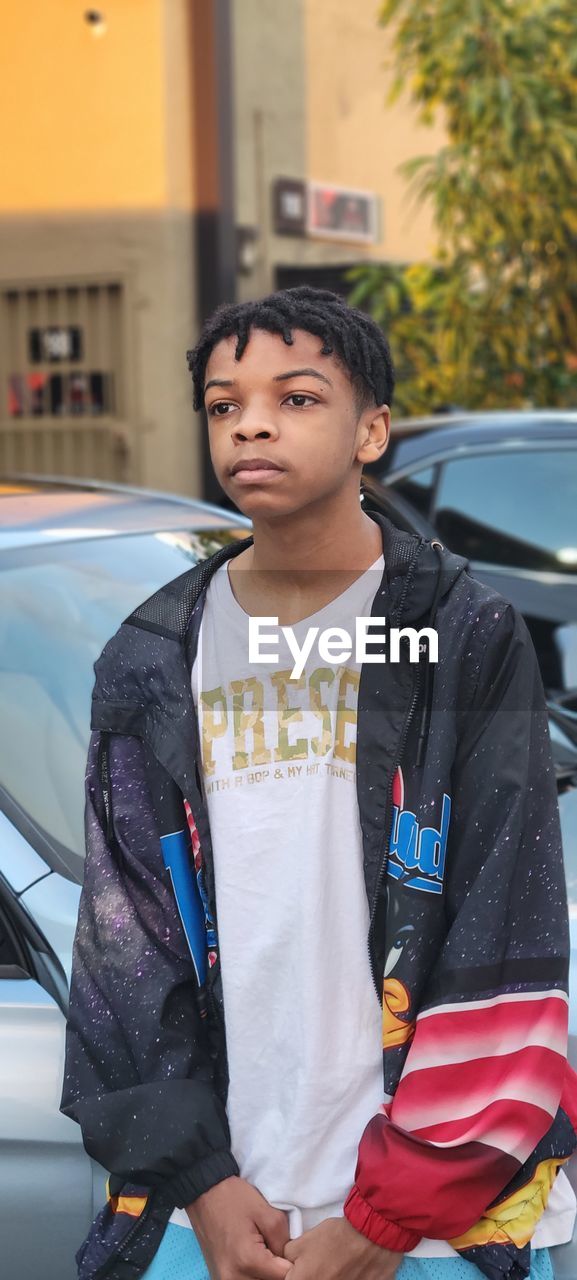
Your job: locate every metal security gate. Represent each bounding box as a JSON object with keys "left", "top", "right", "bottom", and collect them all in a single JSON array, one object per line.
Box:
[{"left": 0, "top": 280, "right": 132, "bottom": 482}]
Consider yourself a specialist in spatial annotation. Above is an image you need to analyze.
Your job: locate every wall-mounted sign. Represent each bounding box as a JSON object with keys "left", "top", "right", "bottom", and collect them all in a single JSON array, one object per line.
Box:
[
  {"left": 273, "top": 178, "right": 379, "bottom": 244},
  {"left": 307, "top": 182, "right": 379, "bottom": 244},
  {"left": 272, "top": 178, "right": 307, "bottom": 236},
  {"left": 28, "top": 326, "right": 83, "bottom": 364}
]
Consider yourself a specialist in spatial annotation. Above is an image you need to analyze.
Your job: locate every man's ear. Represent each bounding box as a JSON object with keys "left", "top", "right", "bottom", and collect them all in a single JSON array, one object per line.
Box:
[{"left": 356, "top": 405, "right": 391, "bottom": 467}]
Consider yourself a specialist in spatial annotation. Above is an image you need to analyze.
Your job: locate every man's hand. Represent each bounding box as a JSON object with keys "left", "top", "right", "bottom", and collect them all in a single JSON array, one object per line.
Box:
[
  {"left": 186, "top": 1175, "right": 292, "bottom": 1280},
  {"left": 283, "top": 1217, "right": 402, "bottom": 1280}
]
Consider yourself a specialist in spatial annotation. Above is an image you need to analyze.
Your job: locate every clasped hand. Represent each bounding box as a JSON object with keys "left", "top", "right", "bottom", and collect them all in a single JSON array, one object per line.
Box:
[
  {"left": 283, "top": 1217, "right": 400, "bottom": 1280},
  {"left": 186, "top": 1177, "right": 401, "bottom": 1280}
]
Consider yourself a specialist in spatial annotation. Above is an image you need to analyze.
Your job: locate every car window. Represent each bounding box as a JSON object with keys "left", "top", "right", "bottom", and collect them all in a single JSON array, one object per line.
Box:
[
  {"left": 0, "top": 897, "right": 27, "bottom": 973},
  {"left": 0, "top": 528, "right": 246, "bottom": 881},
  {"left": 433, "top": 449, "right": 577, "bottom": 572},
  {"left": 390, "top": 466, "right": 436, "bottom": 518}
]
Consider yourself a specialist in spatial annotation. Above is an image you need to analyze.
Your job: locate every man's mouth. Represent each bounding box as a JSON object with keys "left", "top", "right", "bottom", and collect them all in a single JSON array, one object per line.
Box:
[{"left": 230, "top": 456, "right": 286, "bottom": 482}]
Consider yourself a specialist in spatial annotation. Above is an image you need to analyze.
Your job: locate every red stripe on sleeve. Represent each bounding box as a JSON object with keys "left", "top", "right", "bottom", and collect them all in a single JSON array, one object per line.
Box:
[
  {"left": 408, "top": 1096, "right": 556, "bottom": 1162},
  {"left": 391, "top": 1044, "right": 565, "bottom": 1144}
]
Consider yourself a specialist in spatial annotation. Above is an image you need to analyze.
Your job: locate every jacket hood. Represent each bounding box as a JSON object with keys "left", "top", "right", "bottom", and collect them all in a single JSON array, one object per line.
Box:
[{"left": 365, "top": 510, "right": 469, "bottom": 626}]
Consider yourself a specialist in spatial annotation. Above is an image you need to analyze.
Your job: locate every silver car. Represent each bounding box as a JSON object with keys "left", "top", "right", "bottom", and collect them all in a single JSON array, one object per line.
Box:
[{"left": 1, "top": 477, "right": 576, "bottom": 1279}]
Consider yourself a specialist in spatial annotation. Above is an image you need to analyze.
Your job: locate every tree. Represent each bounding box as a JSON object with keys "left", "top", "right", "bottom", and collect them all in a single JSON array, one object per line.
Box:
[{"left": 349, "top": 0, "right": 577, "bottom": 415}]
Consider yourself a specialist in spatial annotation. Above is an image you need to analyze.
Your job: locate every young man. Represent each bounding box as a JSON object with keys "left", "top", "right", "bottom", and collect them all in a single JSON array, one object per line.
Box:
[{"left": 62, "top": 287, "right": 577, "bottom": 1280}]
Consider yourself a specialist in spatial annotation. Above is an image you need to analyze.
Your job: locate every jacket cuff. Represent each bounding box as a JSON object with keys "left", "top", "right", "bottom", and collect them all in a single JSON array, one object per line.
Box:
[
  {"left": 169, "top": 1149, "right": 240, "bottom": 1208},
  {"left": 344, "top": 1185, "right": 422, "bottom": 1253}
]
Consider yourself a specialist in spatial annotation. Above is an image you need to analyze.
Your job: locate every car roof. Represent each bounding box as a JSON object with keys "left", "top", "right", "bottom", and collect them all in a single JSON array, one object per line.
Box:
[
  {"left": 381, "top": 410, "right": 577, "bottom": 474},
  {"left": 0, "top": 474, "right": 251, "bottom": 550}
]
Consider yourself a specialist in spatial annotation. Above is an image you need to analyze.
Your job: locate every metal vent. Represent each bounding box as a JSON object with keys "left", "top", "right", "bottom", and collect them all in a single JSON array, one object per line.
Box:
[{"left": 0, "top": 281, "right": 130, "bottom": 481}]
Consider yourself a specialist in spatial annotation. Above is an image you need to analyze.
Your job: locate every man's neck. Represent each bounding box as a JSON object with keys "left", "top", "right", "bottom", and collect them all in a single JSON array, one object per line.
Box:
[{"left": 226, "top": 495, "right": 384, "bottom": 625}]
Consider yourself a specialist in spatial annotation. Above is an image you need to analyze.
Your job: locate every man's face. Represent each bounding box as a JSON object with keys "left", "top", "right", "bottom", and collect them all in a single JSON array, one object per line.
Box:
[{"left": 203, "top": 327, "right": 389, "bottom": 520}]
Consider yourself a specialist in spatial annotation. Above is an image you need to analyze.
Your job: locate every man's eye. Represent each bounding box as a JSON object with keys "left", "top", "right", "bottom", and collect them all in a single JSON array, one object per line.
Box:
[
  {"left": 285, "top": 394, "right": 317, "bottom": 408},
  {"left": 208, "top": 402, "right": 233, "bottom": 416}
]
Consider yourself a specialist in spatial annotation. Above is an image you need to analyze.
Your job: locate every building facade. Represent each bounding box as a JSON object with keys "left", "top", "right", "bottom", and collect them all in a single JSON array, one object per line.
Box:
[
  {"left": 233, "top": 0, "right": 444, "bottom": 301},
  {"left": 0, "top": 0, "right": 443, "bottom": 499}
]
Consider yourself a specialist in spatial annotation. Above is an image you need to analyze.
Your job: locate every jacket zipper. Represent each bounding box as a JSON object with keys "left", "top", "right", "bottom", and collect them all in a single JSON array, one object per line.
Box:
[
  {"left": 92, "top": 1189, "right": 160, "bottom": 1280},
  {"left": 367, "top": 662, "right": 423, "bottom": 999},
  {"left": 98, "top": 731, "right": 114, "bottom": 844},
  {"left": 366, "top": 537, "right": 426, "bottom": 1000}
]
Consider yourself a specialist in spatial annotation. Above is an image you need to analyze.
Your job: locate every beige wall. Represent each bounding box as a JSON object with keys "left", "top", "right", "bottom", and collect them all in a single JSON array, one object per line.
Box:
[
  {"left": 232, "top": 0, "right": 444, "bottom": 302},
  {"left": 303, "top": 0, "right": 445, "bottom": 264},
  {"left": 232, "top": 0, "right": 308, "bottom": 298},
  {"left": 0, "top": 0, "right": 446, "bottom": 495},
  {"left": 0, "top": 212, "right": 200, "bottom": 494}
]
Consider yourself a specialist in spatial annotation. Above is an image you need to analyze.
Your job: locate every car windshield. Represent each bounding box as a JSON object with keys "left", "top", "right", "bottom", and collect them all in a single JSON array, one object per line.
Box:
[{"left": 0, "top": 528, "right": 246, "bottom": 881}]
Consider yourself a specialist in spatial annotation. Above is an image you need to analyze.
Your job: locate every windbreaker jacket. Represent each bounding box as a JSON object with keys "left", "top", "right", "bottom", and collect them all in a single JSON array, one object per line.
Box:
[{"left": 61, "top": 508, "right": 577, "bottom": 1280}]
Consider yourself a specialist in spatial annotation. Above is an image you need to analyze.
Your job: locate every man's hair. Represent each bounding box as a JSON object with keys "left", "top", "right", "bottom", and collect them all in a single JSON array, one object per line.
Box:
[{"left": 186, "top": 285, "right": 395, "bottom": 414}]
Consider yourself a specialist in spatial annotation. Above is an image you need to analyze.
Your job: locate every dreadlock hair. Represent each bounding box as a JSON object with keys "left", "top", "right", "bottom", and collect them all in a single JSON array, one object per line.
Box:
[{"left": 186, "top": 285, "right": 395, "bottom": 415}]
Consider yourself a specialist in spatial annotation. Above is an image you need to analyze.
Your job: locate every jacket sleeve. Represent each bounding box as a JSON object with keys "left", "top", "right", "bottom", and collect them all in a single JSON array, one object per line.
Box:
[
  {"left": 60, "top": 730, "right": 239, "bottom": 1208},
  {"left": 344, "top": 603, "right": 577, "bottom": 1253}
]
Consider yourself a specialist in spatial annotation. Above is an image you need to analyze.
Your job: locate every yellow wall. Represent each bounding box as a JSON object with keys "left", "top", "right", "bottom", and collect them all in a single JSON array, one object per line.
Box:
[
  {"left": 304, "top": 0, "right": 446, "bottom": 262},
  {"left": 0, "top": 0, "right": 170, "bottom": 211}
]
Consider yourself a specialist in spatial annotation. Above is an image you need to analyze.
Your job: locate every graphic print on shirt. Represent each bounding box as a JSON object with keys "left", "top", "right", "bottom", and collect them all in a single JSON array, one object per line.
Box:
[
  {"left": 387, "top": 763, "right": 452, "bottom": 895},
  {"left": 199, "top": 664, "right": 361, "bottom": 791}
]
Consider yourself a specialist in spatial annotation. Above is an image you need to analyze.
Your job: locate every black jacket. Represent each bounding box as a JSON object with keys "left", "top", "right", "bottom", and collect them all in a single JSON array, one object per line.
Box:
[{"left": 61, "top": 509, "right": 577, "bottom": 1280}]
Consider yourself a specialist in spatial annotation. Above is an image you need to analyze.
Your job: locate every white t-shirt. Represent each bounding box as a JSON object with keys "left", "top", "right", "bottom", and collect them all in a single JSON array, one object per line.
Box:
[{"left": 190, "top": 555, "right": 386, "bottom": 1239}]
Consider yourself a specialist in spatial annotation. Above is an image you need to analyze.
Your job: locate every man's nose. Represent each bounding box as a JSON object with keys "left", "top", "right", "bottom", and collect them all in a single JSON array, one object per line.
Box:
[{"left": 231, "top": 412, "right": 278, "bottom": 442}]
